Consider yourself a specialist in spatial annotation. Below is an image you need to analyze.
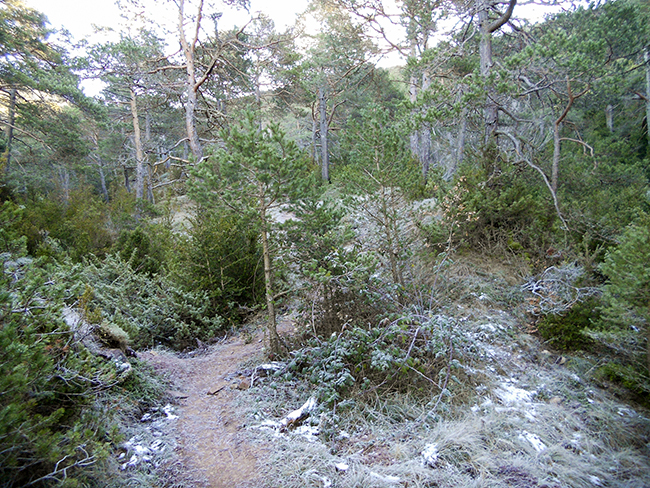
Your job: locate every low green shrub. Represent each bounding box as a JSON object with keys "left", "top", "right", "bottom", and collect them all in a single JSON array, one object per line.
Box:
[
  {"left": 537, "top": 298, "right": 599, "bottom": 350},
  {"left": 63, "top": 254, "right": 225, "bottom": 350},
  {"left": 20, "top": 186, "right": 114, "bottom": 262},
  {"left": 288, "top": 314, "right": 462, "bottom": 406},
  {"left": 0, "top": 199, "right": 27, "bottom": 255},
  {"left": 168, "top": 208, "right": 264, "bottom": 324},
  {"left": 595, "top": 362, "right": 650, "bottom": 405},
  {"left": 0, "top": 252, "right": 166, "bottom": 486},
  {"left": 421, "top": 161, "right": 557, "bottom": 261},
  {"left": 113, "top": 225, "right": 164, "bottom": 276},
  {"left": 600, "top": 216, "right": 650, "bottom": 374}
]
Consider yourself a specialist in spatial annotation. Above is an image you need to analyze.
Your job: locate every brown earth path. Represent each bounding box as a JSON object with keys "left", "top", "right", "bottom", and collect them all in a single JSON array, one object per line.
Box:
[{"left": 141, "top": 320, "right": 294, "bottom": 487}]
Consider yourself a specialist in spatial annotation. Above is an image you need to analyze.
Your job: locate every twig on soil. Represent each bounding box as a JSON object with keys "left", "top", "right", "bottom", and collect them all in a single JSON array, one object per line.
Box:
[{"left": 207, "top": 386, "right": 227, "bottom": 396}]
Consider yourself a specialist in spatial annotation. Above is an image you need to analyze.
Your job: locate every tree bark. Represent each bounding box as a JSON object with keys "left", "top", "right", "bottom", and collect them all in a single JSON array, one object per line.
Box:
[
  {"left": 3, "top": 87, "right": 17, "bottom": 171},
  {"left": 130, "top": 89, "right": 145, "bottom": 200},
  {"left": 606, "top": 104, "right": 614, "bottom": 133},
  {"left": 259, "top": 195, "right": 280, "bottom": 355},
  {"left": 552, "top": 78, "right": 586, "bottom": 193},
  {"left": 552, "top": 119, "right": 561, "bottom": 193},
  {"left": 455, "top": 107, "right": 468, "bottom": 172},
  {"left": 311, "top": 108, "right": 318, "bottom": 165},
  {"left": 478, "top": 0, "right": 497, "bottom": 144},
  {"left": 477, "top": 0, "right": 516, "bottom": 145},
  {"left": 178, "top": 0, "right": 204, "bottom": 163},
  {"left": 97, "top": 159, "right": 109, "bottom": 202},
  {"left": 319, "top": 86, "right": 330, "bottom": 183},
  {"left": 643, "top": 47, "right": 650, "bottom": 147}
]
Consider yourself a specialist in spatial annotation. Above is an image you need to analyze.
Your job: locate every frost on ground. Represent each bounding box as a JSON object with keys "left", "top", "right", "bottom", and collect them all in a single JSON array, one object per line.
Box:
[
  {"left": 133, "top": 220, "right": 649, "bottom": 488},
  {"left": 237, "top": 285, "right": 650, "bottom": 488}
]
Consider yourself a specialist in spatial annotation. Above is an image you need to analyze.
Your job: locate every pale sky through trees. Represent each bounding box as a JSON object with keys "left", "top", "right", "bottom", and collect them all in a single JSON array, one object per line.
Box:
[{"left": 25, "top": 0, "right": 310, "bottom": 42}]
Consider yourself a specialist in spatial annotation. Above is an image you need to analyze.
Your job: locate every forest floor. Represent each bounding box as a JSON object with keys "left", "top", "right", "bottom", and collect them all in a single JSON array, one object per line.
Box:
[
  {"left": 140, "top": 317, "right": 296, "bottom": 487},
  {"left": 133, "top": 261, "right": 650, "bottom": 488}
]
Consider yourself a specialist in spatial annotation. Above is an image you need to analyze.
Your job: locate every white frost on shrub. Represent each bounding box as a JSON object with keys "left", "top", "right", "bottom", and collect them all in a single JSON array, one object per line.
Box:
[{"left": 495, "top": 383, "right": 535, "bottom": 406}]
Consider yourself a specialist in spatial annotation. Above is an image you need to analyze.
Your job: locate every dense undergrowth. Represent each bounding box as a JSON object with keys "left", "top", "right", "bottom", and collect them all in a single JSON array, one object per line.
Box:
[
  {"left": 2, "top": 139, "right": 650, "bottom": 485},
  {"left": 1, "top": 59, "right": 650, "bottom": 488}
]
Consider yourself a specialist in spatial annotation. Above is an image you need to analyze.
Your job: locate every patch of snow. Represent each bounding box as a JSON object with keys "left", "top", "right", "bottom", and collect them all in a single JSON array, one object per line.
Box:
[
  {"left": 370, "top": 472, "right": 401, "bottom": 484},
  {"left": 162, "top": 404, "right": 178, "bottom": 420},
  {"left": 471, "top": 397, "right": 493, "bottom": 413},
  {"left": 281, "top": 396, "right": 317, "bottom": 430},
  {"left": 294, "top": 424, "right": 320, "bottom": 442},
  {"left": 480, "top": 323, "right": 497, "bottom": 332},
  {"left": 495, "top": 384, "right": 535, "bottom": 406},
  {"left": 519, "top": 431, "right": 546, "bottom": 452},
  {"left": 62, "top": 307, "right": 81, "bottom": 328},
  {"left": 421, "top": 443, "right": 439, "bottom": 467},
  {"left": 524, "top": 410, "right": 537, "bottom": 422},
  {"left": 334, "top": 462, "right": 349, "bottom": 472},
  {"left": 617, "top": 407, "right": 637, "bottom": 417},
  {"left": 133, "top": 444, "right": 150, "bottom": 455},
  {"left": 120, "top": 454, "right": 139, "bottom": 470},
  {"left": 588, "top": 475, "right": 603, "bottom": 486},
  {"left": 337, "top": 431, "right": 350, "bottom": 440}
]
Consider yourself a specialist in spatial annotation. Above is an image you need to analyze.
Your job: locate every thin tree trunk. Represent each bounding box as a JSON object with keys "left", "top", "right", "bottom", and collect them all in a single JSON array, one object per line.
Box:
[
  {"left": 478, "top": 0, "right": 497, "bottom": 144},
  {"left": 319, "top": 86, "right": 330, "bottom": 183},
  {"left": 4, "top": 87, "right": 17, "bottom": 171},
  {"left": 178, "top": 0, "right": 204, "bottom": 163},
  {"left": 606, "top": 104, "right": 614, "bottom": 133},
  {"left": 409, "top": 52, "right": 419, "bottom": 158},
  {"left": 97, "top": 160, "right": 109, "bottom": 202},
  {"left": 130, "top": 89, "right": 145, "bottom": 200},
  {"left": 145, "top": 112, "right": 152, "bottom": 142},
  {"left": 147, "top": 164, "right": 155, "bottom": 203},
  {"left": 59, "top": 167, "right": 70, "bottom": 203},
  {"left": 384, "top": 216, "right": 404, "bottom": 289},
  {"left": 259, "top": 197, "right": 279, "bottom": 355},
  {"left": 552, "top": 120, "right": 561, "bottom": 193},
  {"left": 123, "top": 165, "right": 131, "bottom": 193},
  {"left": 643, "top": 47, "right": 650, "bottom": 144},
  {"left": 647, "top": 321, "right": 650, "bottom": 377},
  {"left": 144, "top": 113, "right": 154, "bottom": 202},
  {"left": 477, "top": 0, "right": 516, "bottom": 145},
  {"left": 311, "top": 109, "right": 318, "bottom": 164},
  {"left": 552, "top": 77, "right": 585, "bottom": 193},
  {"left": 455, "top": 107, "right": 468, "bottom": 173}
]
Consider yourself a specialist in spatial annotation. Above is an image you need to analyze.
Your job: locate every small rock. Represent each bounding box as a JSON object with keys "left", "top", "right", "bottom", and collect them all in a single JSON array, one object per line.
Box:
[
  {"left": 167, "top": 390, "right": 188, "bottom": 399},
  {"left": 236, "top": 378, "right": 251, "bottom": 390}
]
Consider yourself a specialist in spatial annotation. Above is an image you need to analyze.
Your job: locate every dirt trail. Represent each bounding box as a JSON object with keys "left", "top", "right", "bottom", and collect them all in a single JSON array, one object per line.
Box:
[{"left": 142, "top": 321, "right": 293, "bottom": 487}]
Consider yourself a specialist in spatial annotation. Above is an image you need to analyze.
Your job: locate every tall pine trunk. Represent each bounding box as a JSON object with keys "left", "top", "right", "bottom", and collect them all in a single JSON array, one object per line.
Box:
[
  {"left": 178, "top": 0, "right": 204, "bottom": 163},
  {"left": 130, "top": 89, "right": 145, "bottom": 201}
]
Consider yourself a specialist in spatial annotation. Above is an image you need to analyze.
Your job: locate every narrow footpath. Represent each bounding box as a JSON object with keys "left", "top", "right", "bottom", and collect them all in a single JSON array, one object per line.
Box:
[{"left": 141, "top": 321, "right": 292, "bottom": 487}]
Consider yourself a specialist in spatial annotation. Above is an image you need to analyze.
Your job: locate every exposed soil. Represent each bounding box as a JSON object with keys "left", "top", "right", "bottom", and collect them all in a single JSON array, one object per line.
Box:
[{"left": 141, "top": 319, "right": 295, "bottom": 488}]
